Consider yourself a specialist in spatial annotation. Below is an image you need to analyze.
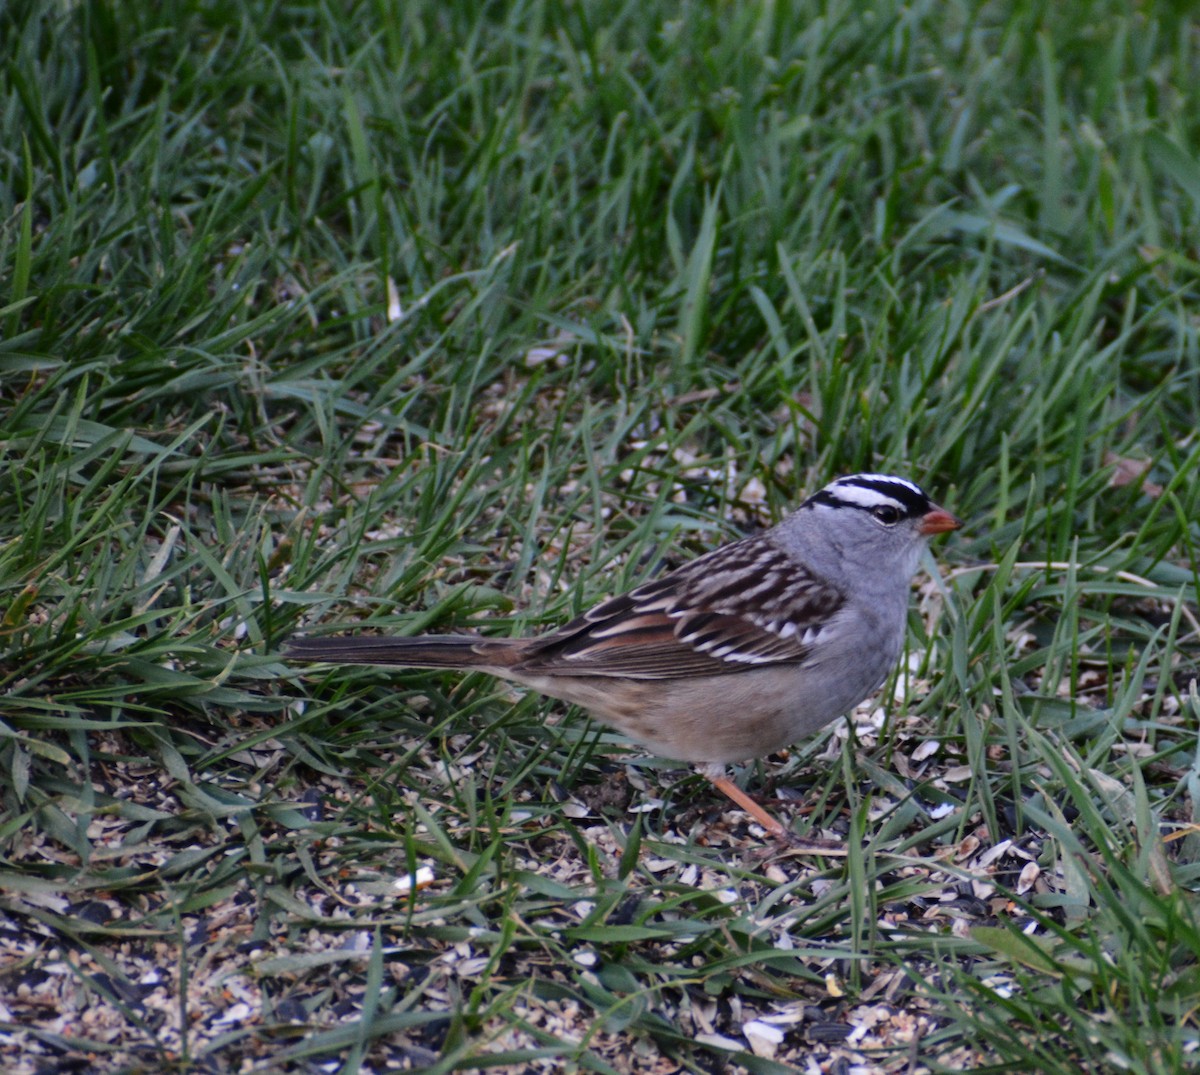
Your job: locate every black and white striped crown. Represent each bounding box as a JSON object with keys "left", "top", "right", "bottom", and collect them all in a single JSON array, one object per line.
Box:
[{"left": 803, "top": 473, "right": 933, "bottom": 520}]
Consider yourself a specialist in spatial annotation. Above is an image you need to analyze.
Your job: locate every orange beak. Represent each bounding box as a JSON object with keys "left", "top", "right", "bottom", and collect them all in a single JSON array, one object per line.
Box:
[{"left": 919, "top": 506, "right": 963, "bottom": 536}]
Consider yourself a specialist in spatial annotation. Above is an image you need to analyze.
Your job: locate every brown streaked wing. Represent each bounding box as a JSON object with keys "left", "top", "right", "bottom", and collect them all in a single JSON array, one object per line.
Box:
[{"left": 515, "top": 534, "right": 845, "bottom": 679}]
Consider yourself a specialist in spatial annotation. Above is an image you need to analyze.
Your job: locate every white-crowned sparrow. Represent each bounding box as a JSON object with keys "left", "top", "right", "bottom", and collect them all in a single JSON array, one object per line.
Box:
[{"left": 286, "top": 473, "right": 961, "bottom": 837}]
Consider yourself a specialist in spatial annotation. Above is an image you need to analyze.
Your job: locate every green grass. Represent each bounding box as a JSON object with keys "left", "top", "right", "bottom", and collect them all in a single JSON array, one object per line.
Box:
[{"left": 3, "top": 0, "right": 1200, "bottom": 1071}]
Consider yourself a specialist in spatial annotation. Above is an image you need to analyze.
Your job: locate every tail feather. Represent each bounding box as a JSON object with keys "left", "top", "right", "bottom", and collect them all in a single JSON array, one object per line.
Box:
[{"left": 284, "top": 634, "right": 522, "bottom": 670}]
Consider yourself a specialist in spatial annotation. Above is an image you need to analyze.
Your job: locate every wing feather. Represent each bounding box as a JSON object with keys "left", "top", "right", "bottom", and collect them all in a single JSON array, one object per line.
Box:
[{"left": 515, "top": 535, "right": 846, "bottom": 679}]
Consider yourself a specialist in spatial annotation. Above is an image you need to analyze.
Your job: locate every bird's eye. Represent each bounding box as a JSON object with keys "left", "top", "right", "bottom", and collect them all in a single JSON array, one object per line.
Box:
[{"left": 872, "top": 505, "right": 902, "bottom": 525}]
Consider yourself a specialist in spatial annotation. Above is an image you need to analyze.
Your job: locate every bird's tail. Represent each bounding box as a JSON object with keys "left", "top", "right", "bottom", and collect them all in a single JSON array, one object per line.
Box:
[{"left": 284, "top": 634, "right": 523, "bottom": 670}]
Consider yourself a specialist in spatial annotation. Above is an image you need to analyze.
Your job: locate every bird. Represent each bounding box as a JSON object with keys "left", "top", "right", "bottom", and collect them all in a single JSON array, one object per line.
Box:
[{"left": 285, "top": 473, "right": 961, "bottom": 839}]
